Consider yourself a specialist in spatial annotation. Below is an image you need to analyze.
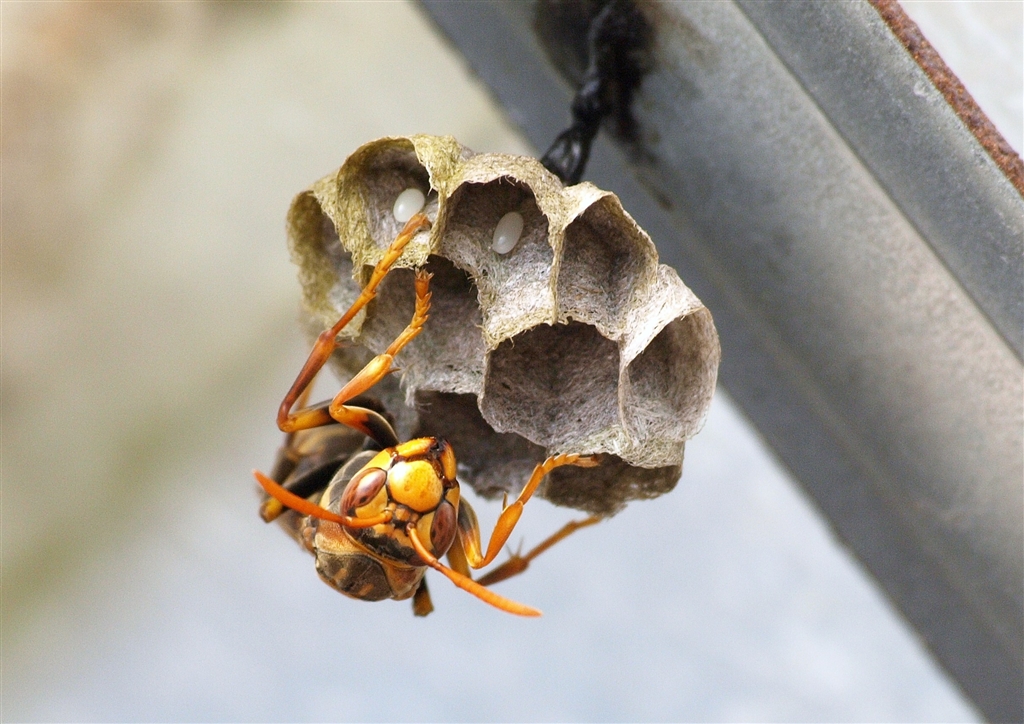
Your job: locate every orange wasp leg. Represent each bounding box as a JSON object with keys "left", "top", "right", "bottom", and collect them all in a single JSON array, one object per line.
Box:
[
  {"left": 407, "top": 526, "right": 541, "bottom": 617},
  {"left": 476, "top": 515, "right": 603, "bottom": 586},
  {"left": 411, "top": 578, "right": 434, "bottom": 617},
  {"left": 327, "top": 268, "right": 432, "bottom": 429},
  {"left": 458, "top": 453, "right": 601, "bottom": 569},
  {"left": 276, "top": 212, "right": 430, "bottom": 440},
  {"left": 261, "top": 380, "right": 317, "bottom": 522}
]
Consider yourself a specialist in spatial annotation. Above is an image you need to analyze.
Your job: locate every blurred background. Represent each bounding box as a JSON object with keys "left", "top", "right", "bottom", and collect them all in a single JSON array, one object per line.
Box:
[{"left": 2, "top": 2, "right": 1019, "bottom": 720}]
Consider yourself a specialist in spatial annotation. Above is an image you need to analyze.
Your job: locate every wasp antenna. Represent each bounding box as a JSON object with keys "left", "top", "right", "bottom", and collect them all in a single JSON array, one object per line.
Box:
[
  {"left": 253, "top": 469, "right": 391, "bottom": 529},
  {"left": 407, "top": 526, "right": 541, "bottom": 617}
]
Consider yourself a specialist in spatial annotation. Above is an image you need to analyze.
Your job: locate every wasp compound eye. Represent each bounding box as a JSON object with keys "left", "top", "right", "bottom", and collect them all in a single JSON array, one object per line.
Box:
[
  {"left": 430, "top": 500, "right": 457, "bottom": 555},
  {"left": 341, "top": 467, "right": 388, "bottom": 515}
]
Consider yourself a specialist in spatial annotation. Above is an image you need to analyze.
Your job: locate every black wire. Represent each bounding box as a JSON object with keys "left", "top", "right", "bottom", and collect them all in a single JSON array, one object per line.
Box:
[{"left": 540, "top": 0, "right": 650, "bottom": 185}]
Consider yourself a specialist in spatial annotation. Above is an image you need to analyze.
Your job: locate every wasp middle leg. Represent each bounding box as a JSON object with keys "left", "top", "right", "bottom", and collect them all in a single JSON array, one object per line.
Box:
[
  {"left": 456, "top": 453, "right": 601, "bottom": 570},
  {"left": 476, "top": 516, "right": 603, "bottom": 586},
  {"left": 325, "top": 267, "right": 431, "bottom": 437}
]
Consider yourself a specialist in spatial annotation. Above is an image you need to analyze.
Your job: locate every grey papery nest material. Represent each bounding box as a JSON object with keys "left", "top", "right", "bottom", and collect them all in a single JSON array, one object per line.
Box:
[{"left": 287, "top": 135, "right": 720, "bottom": 515}]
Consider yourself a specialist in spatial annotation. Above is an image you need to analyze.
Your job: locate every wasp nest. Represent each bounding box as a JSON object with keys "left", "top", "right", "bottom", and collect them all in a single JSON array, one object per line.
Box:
[{"left": 287, "top": 135, "right": 719, "bottom": 515}]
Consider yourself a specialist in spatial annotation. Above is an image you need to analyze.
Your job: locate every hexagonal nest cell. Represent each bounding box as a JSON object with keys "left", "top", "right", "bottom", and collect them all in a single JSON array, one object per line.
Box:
[{"left": 286, "top": 135, "right": 719, "bottom": 515}]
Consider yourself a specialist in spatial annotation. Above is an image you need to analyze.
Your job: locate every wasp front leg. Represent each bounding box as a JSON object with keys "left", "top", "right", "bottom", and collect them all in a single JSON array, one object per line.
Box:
[
  {"left": 276, "top": 212, "right": 429, "bottom": 444},
  {"left": 259, "top": 376, "right": 395, "bottom": 524},
  {"left": 325, "top": 268, "right": 431, "bottom": 440},
  {"left": 456, "top": 454, "right": 601, "bottom": 570},
  {"left": 475, "top": 515, "right": 603, "bottom": 586}
]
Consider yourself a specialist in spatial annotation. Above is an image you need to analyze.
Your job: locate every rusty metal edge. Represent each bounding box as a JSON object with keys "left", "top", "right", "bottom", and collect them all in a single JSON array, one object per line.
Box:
[
  {"left": 736, "top": 0, "right": 1023, "bottom": 360},
  {"left": 868, "top": 0, "right": 1024, "bottom": 198}
]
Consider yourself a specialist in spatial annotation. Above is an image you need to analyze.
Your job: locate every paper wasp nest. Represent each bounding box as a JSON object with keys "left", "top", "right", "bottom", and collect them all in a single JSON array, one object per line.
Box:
[{"left": 288, "top": 135, "right": 719, "bottom": 515}]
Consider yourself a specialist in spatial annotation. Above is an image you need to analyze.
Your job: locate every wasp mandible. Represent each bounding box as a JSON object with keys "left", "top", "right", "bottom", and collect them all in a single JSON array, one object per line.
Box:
[{"left": 255, "top": 213, "right": 601, "bottom": 616}]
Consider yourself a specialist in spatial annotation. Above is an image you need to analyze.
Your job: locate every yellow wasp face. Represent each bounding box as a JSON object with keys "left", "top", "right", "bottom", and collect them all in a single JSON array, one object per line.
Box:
[{"left": 310, "top": 438, "right": 460, "bottom": 602}]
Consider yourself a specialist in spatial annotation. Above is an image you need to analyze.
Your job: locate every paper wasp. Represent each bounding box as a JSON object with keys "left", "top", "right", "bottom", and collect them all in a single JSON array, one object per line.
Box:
[
  {"left": 255, "top": 213, "right": 601, "bottom": 616},
  {"left": 255, "top": 0, "right": 652, "bottom": 615}
]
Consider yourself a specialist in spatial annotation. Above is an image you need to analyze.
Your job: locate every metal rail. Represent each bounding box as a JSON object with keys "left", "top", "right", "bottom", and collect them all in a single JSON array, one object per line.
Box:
[{"left": 418, "top": 1, "right": 1023, "bottom": 720}]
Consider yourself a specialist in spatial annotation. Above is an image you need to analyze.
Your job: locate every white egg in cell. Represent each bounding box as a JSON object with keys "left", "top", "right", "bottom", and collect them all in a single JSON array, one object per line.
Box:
[
  {"left": 393, "top": 187, "right": 426, "bottom": 223},
  {"left": 492, "top": 211, "right": 525, "bottom": 254}
]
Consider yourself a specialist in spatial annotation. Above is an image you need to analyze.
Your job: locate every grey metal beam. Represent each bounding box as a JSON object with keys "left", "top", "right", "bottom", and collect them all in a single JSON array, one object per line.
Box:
[
  {"left": 418, "top": 1, "right": 1023, "bottom": 721},
  {"left": 737, "top": 0, "right": 1023, "bottom": 361}
]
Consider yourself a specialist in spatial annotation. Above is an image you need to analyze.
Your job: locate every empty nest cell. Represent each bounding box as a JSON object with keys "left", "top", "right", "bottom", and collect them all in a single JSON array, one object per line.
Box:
[
  {"left": 481, "top": 321, "right": 620, "bottom": 450},
  {"left": 557, "top": 195, "right": 651, "bottom": 336},
  {"left": 623, "top": 311, "right": 717, "bottom": 441}
]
